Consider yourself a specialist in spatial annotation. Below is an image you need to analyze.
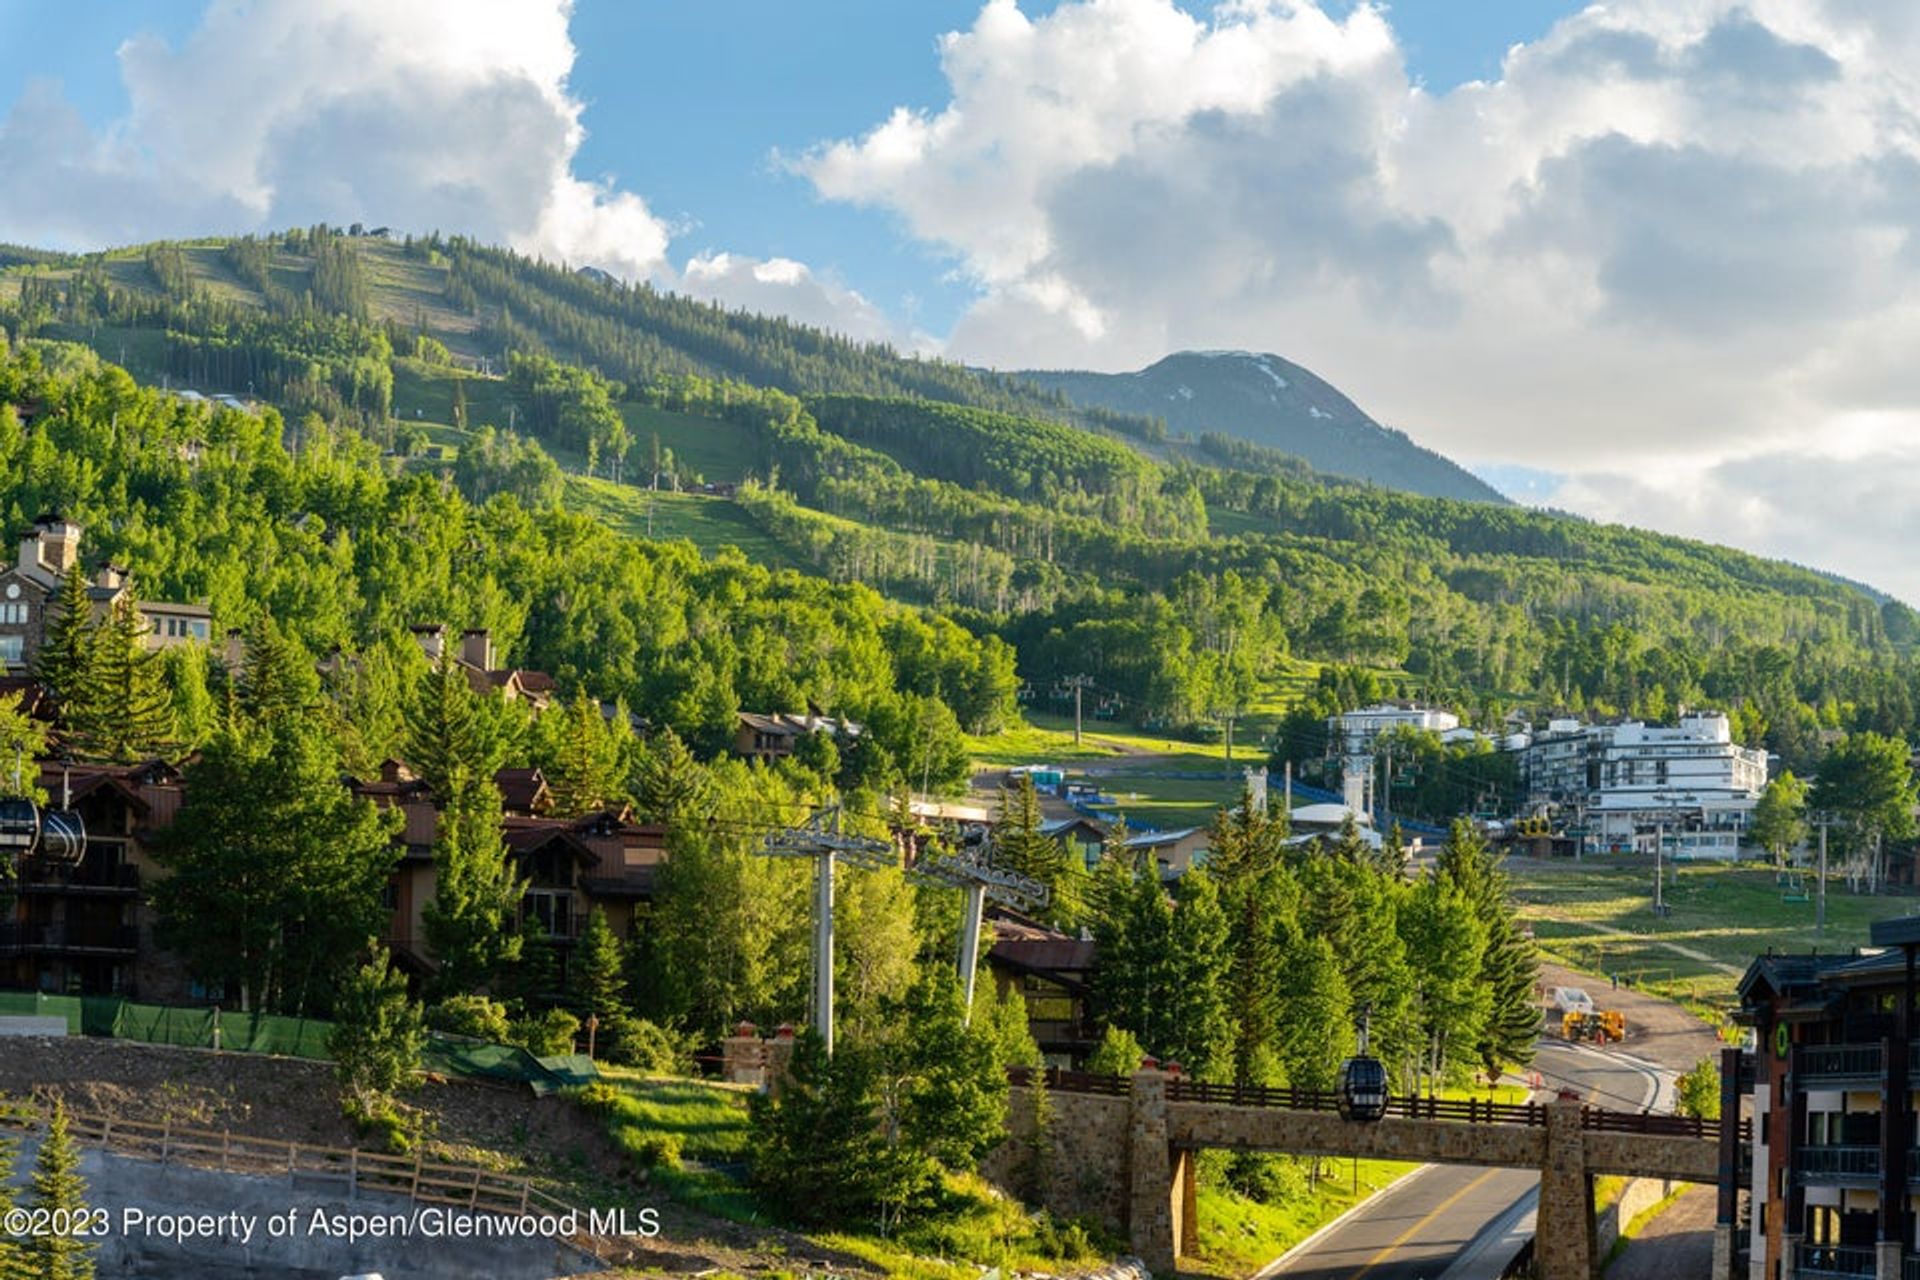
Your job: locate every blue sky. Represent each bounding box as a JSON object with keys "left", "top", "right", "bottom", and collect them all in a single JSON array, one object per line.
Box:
[
  {"left": 6, "top": 1, "right": 1920, "bottom": 600},
  {"left": 0, "top": 0, "right": 1584, "bottom": 337}
]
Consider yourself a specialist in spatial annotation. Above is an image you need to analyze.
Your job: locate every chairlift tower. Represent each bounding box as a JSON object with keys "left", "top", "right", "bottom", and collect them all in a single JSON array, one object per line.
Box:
[
  {"left": 758, "top": 805, "right": 895, "bottom": 1055},
  {"left": 909, "top": 842, "right": 1049, "bottom": 1018}
]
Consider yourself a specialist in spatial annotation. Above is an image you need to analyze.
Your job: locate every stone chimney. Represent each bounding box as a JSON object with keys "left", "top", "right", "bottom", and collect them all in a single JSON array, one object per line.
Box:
[
  {"left": 15, "top": 534, "right": 36, "bottom": 576},
  {"left": 461, "top": 628, "right": 495, "bottom": 670},
  {"left": 411, "top": 623, "right": 446, "bottom": 663},
  {"left": 33, "top": 516, "right": 80, "bottom": 574},
  {"left": 223, "top": 628, "right": 246, "bottom": 669},
  {"left": 94, "top": 563, "right": 124, "bottom": 592}
]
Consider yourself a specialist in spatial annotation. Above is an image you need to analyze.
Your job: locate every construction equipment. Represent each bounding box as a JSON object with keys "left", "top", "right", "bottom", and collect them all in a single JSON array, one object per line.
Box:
[{"left": 1562, "top": 1009, "right": 1626, "bottom": 1044}]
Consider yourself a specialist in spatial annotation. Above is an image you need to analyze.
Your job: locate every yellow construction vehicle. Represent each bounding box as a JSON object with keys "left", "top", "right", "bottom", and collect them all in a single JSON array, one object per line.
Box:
[{"left": 1562, "top": 1009, "right": 1626, "bottom": 1044}]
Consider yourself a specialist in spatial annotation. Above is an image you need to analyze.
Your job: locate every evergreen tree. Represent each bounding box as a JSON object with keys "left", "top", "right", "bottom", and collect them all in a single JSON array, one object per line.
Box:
[
  {"left": 1208, "top": 795, "right": 1291, "bottom": 1086},
  {"left": 1159, "top": 870, "right": 1232, "bottom": 1077},
  {"left": 879, "top": 969, "right": 1008, "bottom": 1176},
  {"left": 631, "top": 726, "right": 708, "bottom": 825},
  {"left": 421, "top": 782, "right": 523, "bottom": 995},
  {"left": 31, "top": 565, "right": 97, "bottom": 734},
  {"left": 507, "top": 913, "right": 561, "bottom": 1012},
  {"left": 749, "top": 1029, "right": 907, "bottom": 1228},
  {"left": 75, "top": 592, "right": 175, "bottom": 762},
  {"left": 27, "top": 1099, "right": 94, "bottom": 1280},
  {"left": 568, "top": 906, "right": 628, "bottom": 1020},
  {"left": 1085, "top": 1024, "right": 1146, "bottom": 1076},
  {"left": 542, "top": 688, "right": 626, "bottom": 817},
  {"left": 0, "top": 1124, "right": 27, "bottom": 1278},
  {"left": 992, "top": 775, "right": 1079, "bottom": 924},
  {"left": 232, "top": 614, "right": 321, "bottom": 726},
  {"left": 1437, "top": 820, "right": 1539, "bottom": 1078},
  {"left": 153, "top": 711, "right": 400, "bottom": 1014},
  {"left": 409, "top": 654, "right": 523, "bottom": 994},
  {"left": 329, "top": 943, "right": 426, "bottom": 1122},
  {"left": 1090, "top": 859, "right": 1174, "bottom": 1055}
]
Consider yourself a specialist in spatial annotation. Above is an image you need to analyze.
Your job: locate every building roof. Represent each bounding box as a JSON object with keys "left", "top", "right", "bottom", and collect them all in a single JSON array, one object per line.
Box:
[
  {"left": 1289, "top": 802, "right": 1373, "bottom": 827},
  {"left": 1121, "top": 827, "right": 1205, "bottom": 849}
]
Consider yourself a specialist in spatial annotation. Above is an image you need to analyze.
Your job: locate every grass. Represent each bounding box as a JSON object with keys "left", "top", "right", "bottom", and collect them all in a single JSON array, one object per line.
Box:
[
  {"left": 1508, "top": 857, "right": 1916, "bottom": 1008},
  {"left": 1190, "top": 1158, "right": 1416, "bottom": 1277},
  {"left": 622, "top": 402, "right": 765, "bottom": 483},
  {"left": 570, "top": 1071, "right": 1114, "bottom": 1278},
  {"left": 564, "top": 475, "right": 805, "bottom": 569}
]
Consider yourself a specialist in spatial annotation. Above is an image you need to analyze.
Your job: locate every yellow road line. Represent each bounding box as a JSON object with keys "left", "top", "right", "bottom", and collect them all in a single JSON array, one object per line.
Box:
[{"left": 1348, "top": 1167, "right": 1501, "bottom": 1280}]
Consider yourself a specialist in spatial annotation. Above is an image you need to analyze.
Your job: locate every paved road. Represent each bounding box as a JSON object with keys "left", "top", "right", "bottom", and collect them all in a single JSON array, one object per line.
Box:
[{"left": 1256, "top": 1040, "right": 1666, "bottom": 1280}]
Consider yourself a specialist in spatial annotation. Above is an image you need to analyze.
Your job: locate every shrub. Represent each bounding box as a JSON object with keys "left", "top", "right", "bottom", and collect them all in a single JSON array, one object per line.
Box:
[
  {"left": 597, "top": 1010, "right": 684, "bottom": 1072},
  {"left": 426, "top": 995, "right": 513, "bottom": 1043},
  {"left": 633, "top": 1132, "right": 683, "bottom": 1170},
  {"left": 511, "top": 1008, "right": 580, "bottom": 1057}
]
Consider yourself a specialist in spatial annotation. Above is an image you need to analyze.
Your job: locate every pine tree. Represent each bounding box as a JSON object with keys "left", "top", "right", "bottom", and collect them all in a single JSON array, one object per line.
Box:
[
  {"left": 508, "top": 914, "right": 560, "bottom": 1012},
  {"left": 632, "top": 726, "right": 708, "bottom": 825},
  {"left": 749, "top": 1029, "right": 906, "bottom": 1227},
  {"left": 993, "top": 774, "right": 1078, "bottom": 923},
  {"left": 329, "top": 944, "right": 426, "bottom": 1122},
  {"left": 568, "top": 906, "right": 628, "bottom": 1020},
  {"left": 542, "top": 688, "right": 625, "bottom": 817},
  {"left": 75, "top": 592, "right": 175, "bottom": 762},
  {"left": 1160, "top": 870, "right": 1232, "bottom": 1077},
  {"left": 409, "top": 653, "right": 523, "bottom": 994},
  {"left": 232, "top": 614, "right": 321, "bottom": 727},
  {"left": 31, "top": 566, "right": 97, "bottom": 728},
  {"left": 1276, "top": 933, "right": 1351, "bottom": 1092},
  {"left": 0, "top": 1125, "right": 28, "bottom": 1279},
  {"left": 1437, "top": 820, "right": 1540, "bottom": 1077},
  {"left": 27, "top": 1099, "right": 94, "bottom": 1280},
  {"left": 422, "top": 782, "right": 524, "bottom": 995}
]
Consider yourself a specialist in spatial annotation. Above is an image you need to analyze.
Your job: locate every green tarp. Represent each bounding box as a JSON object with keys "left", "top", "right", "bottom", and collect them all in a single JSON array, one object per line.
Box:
[{"left": 0, "top": 990, "right": 596, "bottom": 1091}]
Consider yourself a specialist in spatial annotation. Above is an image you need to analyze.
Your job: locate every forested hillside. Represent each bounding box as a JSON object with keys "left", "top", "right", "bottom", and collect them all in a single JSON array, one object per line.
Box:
[{"left": 2, "top": 229, "right": 1917, "bottom": 779}]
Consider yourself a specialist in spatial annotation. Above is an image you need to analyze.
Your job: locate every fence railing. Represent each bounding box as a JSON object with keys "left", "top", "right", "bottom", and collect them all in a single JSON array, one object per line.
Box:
[
  {"left": 0, "top": 1109, "right": 611, "bottom": 1261},
  {"left": 1796, "top": 1044, "right": 1884, "bottom": 1081},
  {"left": 1008, "top": 1067, "right": 1736, "bottom": 1141}
]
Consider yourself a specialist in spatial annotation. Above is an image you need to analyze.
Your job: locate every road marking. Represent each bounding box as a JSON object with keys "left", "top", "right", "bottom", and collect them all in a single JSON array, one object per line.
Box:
[{"left": 1348, "top": 1167, "right": 1502, "bottom": 1280}]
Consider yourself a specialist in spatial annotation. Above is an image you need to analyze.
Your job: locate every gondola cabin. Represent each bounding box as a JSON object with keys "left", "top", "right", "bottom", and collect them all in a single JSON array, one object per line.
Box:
[
  {"left": 1337, "top": 1054, "right": 1389, "bottom": 1122},
  {"left": 36, "top": 808, "right": 85, "bottom": 864},
  {"left": 0, "top": 797, "right": 39, "bottom": 853}
]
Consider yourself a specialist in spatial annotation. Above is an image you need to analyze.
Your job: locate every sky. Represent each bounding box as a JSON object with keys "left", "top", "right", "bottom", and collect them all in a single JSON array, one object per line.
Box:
[{"left": 1, "top": 0, "right": 1917, "bottom": 600}]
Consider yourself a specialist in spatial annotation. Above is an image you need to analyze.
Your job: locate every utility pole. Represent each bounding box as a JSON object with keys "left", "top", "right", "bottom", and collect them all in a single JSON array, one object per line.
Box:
[
  {"left": 1064, "top": 674, "right": 1093, "bottom": 746},
  {"left": 758, "top": 806, "right": 894, "bottom": 1055},
  {"left": 1811, "top": 809, "right": 1837, "bottom": 938}
]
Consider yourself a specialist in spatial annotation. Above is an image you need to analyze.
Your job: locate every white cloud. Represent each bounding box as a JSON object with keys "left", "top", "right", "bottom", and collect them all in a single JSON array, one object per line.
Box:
[
  {"left": 0, "top": 0, "right": 669, "bottom": 277},
  {"left": 678, "top": 252, "right": 906, "bottom": 346},
  {"left": 0, "top": 0, "right": 899, "bottom": 345},
  {"left": 798, "top": 0, "right": 1920, "bottom": 597}
]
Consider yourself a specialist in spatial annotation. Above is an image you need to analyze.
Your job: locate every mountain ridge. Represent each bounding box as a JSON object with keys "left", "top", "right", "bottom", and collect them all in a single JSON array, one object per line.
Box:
[{"left": 1018, "top": 350, "right": 1507, "bottom": 504}]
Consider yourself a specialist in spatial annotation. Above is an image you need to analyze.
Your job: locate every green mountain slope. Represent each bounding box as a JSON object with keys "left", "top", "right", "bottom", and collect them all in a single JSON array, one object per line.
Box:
[{"left": 3, "top": 230, "right": 1916, "bottom": 781}]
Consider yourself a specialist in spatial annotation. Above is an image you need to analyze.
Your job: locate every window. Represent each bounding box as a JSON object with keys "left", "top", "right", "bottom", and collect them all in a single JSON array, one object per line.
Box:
[
  {"left": 0, "top": 602, "right": 25, "bottom": 624},
  {"left": 0, "top": 635, "right": 21, "bottom": 665}
]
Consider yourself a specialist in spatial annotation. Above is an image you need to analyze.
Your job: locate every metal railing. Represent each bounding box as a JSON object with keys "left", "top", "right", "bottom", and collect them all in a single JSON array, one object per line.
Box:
[
  {"left": 1797, "top": 1145, "right": 1880, "bottom": 1180},
  {"left": 0, "top": 922, "right": 139, "bottom": 954},
  {"left": 16, "top": 863, "right": 141, "bottom": 893},
  {"left": 1795, "top": 1242, "right": 1876, "bottom": 1278},
  {"left": 1006, "top": 1065, "right": 1129, "bottom": 1097},
  {"left": 1796, "top": 1045, "right": 1884, "bottom": 1082}
]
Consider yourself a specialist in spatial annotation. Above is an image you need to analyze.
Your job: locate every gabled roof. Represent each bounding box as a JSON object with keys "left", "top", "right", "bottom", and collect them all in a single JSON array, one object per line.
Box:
[{"left": 1122, "top": 827, "right": 1204, "bottom": 849}]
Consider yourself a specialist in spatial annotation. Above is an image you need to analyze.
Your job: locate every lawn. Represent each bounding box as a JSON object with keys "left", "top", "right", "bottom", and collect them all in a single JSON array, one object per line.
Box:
[
  {"left": 622, "top": 401, "right": 765, "bottom": 484},
  {"left": 1508, "top": 857, "right": 1918, "bottom": 1007}
]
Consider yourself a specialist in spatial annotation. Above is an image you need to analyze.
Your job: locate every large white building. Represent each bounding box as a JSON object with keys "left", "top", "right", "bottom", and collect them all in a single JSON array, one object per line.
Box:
[
  {"left": 1517, "top": 712, "right": 1768, "bottom": 856},
  {"left": 1327, "top": 703, "right": 1462, "bottom": 811}
]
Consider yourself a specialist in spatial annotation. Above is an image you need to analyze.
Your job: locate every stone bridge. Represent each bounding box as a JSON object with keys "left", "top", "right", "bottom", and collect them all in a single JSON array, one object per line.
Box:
[{"left": 984, "top": 1067, "right": 1744, "bottom": 1280}]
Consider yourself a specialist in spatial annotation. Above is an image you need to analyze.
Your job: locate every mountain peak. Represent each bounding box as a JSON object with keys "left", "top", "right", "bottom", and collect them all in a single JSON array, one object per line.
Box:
[{"left": 1021, "top": 350, "right": 1506, "bottom": 504}]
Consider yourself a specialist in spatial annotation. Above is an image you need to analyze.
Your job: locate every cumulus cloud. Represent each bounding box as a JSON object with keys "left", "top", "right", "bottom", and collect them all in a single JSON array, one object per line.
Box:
[
  {"left": 0, "top": 0, "right": 900, "bottom": 342},
  {"left": 678, "top": 252, "right": 908, "bottom": 346},
  {"left": 798, "top": 0, "right": 1920, "bottom": 597},
  {"left": 0, "top": 0, "right": 669, "bottom": 276}
]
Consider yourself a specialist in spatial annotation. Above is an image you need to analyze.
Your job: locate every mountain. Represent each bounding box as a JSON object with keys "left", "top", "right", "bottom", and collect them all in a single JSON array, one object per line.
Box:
[{"left": 1019, "top": 350, "right": 1507, "bottom": 504}]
